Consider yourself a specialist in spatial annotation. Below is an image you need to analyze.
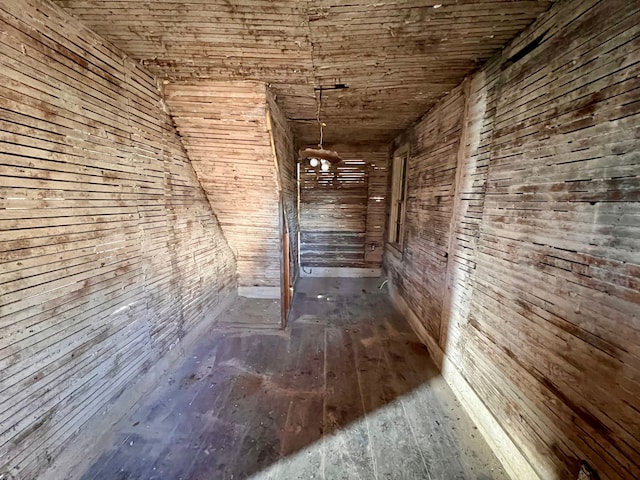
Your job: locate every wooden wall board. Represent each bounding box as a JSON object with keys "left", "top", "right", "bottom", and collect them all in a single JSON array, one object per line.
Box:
[
  {"left": 384, "top": 1, "right": 640, "bottom": 479},
  {"left": 54, "top": 0, "right": 554, "bottom": 145},
  {"left": 299, "top": 145, "right": 388, "bottom": 269},
  {"left": 385, "top": 85, "right": 466, "bottom": 342},
  {"left": 0, "top": 1, "right": 237, "bottom": 478},
  {"left": 162, "top": 81, "right": 282, "bottom": 292}
]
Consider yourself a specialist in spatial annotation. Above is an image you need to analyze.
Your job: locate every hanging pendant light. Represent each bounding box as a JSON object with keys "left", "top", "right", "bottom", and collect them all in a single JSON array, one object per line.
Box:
[{"left": 299, "top": 87, "right": 342, "bottom": 169}]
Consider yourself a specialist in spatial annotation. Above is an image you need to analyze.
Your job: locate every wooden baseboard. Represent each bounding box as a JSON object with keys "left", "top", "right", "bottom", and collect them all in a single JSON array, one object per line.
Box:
[
  {"left": 238, "top": 286, "right": 281, "bottom": 299},
  {"left": 300, "top": 267, "right": 381, "bottom": 278},
  {"left": 387, "top": 280, "right": 541, "bottom": 480},
  {"left": 40, "top": 290, "right": 238, "bottom": 480}
]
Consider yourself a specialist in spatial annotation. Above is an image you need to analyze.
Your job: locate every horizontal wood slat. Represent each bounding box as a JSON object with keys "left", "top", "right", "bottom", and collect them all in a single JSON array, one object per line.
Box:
[
  {"left": 387, "top": 86, "right": 465, "bottom": 341},
  {"left": 300, "top": 145, "right": 388, "bottom": 269},
  {"left": 0, "top": 1, "right": 237, "bottom": 478},
  {"left": 163, "top": 81, "right": 282, "bottom": 290},
  {"left": 385, "top": 1, "right": 640, "bottom": 479},
  {"left": 300, "top": 157, "right": 368, "bottom": 268},
  {"left": 54, "top": 0, "right": 554, "bottom": 145}
]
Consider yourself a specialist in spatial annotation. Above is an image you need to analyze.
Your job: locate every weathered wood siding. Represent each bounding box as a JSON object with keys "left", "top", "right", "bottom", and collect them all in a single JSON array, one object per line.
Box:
[
  {"left": 385, "top": 1, "right": 640, "bottom": 479},
  {"left": 267, "top": 90, "right": 299, "bottom": 288},
  {"left": 54, "top": 0, "right": 553, "bottom": 145},
  {"left": 386, "top": 87, "right": 466, "bottom": 341},
  {"left": 0, "top": 0, "right": 237, "bottom": 478},
  {"left": 163, "top": 81, "right": 281, "bottom": 293},
  {"left": 300, "top": 146, "right": 387, "bottom": 269}
]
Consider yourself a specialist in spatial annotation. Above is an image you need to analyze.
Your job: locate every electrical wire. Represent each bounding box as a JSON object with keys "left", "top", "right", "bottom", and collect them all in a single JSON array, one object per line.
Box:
[{"left": 316, "top": 88, "right": 324, "bottom": 149}]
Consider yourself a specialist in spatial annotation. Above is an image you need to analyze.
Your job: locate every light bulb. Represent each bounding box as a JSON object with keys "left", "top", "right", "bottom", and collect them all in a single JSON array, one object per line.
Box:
[
  {"left": 321, "top": 162, "right": 330, "bottom": 172},
  {"left": 309, "top": 158, "right": 319, "bottom": 167}
]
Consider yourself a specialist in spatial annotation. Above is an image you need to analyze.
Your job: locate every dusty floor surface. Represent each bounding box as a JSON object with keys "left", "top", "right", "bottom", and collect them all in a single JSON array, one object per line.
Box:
[{"left": 78, "top": 278, "right": 509, "bottom": 480}]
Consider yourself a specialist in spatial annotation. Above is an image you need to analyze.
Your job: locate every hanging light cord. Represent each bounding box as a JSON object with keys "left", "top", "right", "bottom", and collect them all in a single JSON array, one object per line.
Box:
[{"left": 316, "top": 88, "right": 323, "bottom": 149}]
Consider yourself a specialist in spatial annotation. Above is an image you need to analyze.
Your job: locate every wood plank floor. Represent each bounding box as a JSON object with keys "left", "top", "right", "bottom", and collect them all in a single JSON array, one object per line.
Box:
[{"left": 76, "top": 278, "right": 509, "bottom": 480}]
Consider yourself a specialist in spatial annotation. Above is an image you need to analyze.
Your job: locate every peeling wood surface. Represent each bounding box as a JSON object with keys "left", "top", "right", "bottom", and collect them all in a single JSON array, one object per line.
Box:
[
  {"left": 385, "top": 1, "right": 640, "bottom": 478},
  {"left": 300, "top": 145, "right": 388, "bottom": 269},
  {"left": 54, "top": 0, "right": 554, "bottom": 145},
  {"left": 163, "top": 81, "right": 282, "bottom": 290},
  {"left": 0, "top": 1, "right": 237, "bottom": 478}
]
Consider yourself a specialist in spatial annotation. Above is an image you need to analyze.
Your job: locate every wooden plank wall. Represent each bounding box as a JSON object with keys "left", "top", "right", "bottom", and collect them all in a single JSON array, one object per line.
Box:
[
  {"left": 300, "top": 145, "right": 387, "bottom": 269},
  {"left": 386, "top": 87, "right": 465, "bottom": 341},
  {"left": 0, "top": 0, "right": 237, "bottom": 478},
  {"left": 163, "top": 81, "right": 282, "bottom": 295},
  {"left": 267, "top": 90, "right": 299, "bottom": 289},
  {"left": 385, "top": 0, "right": 640, "bottom": 479}
]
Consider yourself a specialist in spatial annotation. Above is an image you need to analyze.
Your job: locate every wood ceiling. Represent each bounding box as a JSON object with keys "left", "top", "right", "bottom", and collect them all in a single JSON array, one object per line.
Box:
[{"left": 55, "top": 0, "right": 554, "bottom": 145}]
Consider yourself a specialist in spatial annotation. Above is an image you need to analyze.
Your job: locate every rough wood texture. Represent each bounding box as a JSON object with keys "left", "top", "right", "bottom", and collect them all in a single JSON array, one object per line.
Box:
[
  {"left": 0, "top": 1, "right": 237, "bottom": 478},
  {"left": 385, "top": 1, "right": 640, "bottom": 479},
  {"left": 364, "top": 148, "right": 389, "bottom": 266},
  {"left": 53, "top": 0, "right": 554, "bottom": 145},
  {"left": 386, "top": 86, "right": 466, "bottom": 341},
  {"left": 163, "top": 81, "right": 282, "bottom": 292},
  {"left": 69, "top": 278, "right": 509, "bottom": 480},
  {"left": 300, "top": 145, "right": 387, "bottom": 269},
  {"left": 267, "top": 89, "right": 299, "bottom": 294}
]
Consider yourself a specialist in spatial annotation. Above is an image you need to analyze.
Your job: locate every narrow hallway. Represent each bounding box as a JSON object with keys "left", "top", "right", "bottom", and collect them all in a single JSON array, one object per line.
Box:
[{"left": 74, "top": 279, "right": 507, "bottom": 480}]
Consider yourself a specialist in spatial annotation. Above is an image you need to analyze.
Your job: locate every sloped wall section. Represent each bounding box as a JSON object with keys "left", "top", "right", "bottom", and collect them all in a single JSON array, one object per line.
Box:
[
  {"left": 163, "top": 81, "right": 282, "bottom": 299},
  {"left": 0, "top": 0, "right": 237, "bottom": 477},
  {"left": 385, "top": 1, "right": 640, "bottom": 479}
]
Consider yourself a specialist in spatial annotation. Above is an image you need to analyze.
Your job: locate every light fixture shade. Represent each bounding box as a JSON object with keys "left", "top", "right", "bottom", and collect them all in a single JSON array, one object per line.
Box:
[{"left": 299, "top": 147, "right": 342, "bottom": 165}]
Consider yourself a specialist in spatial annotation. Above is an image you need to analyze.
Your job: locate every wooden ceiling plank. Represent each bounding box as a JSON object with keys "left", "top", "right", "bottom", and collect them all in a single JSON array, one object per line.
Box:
[{"left": 54, "top": 0, "right": 554, "bottom": 144}]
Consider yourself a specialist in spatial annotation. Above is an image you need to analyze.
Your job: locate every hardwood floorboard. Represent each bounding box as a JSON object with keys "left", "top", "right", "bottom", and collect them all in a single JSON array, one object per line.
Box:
[{"left": 76, "top": 278, "right": 509, "bottom": 480}]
